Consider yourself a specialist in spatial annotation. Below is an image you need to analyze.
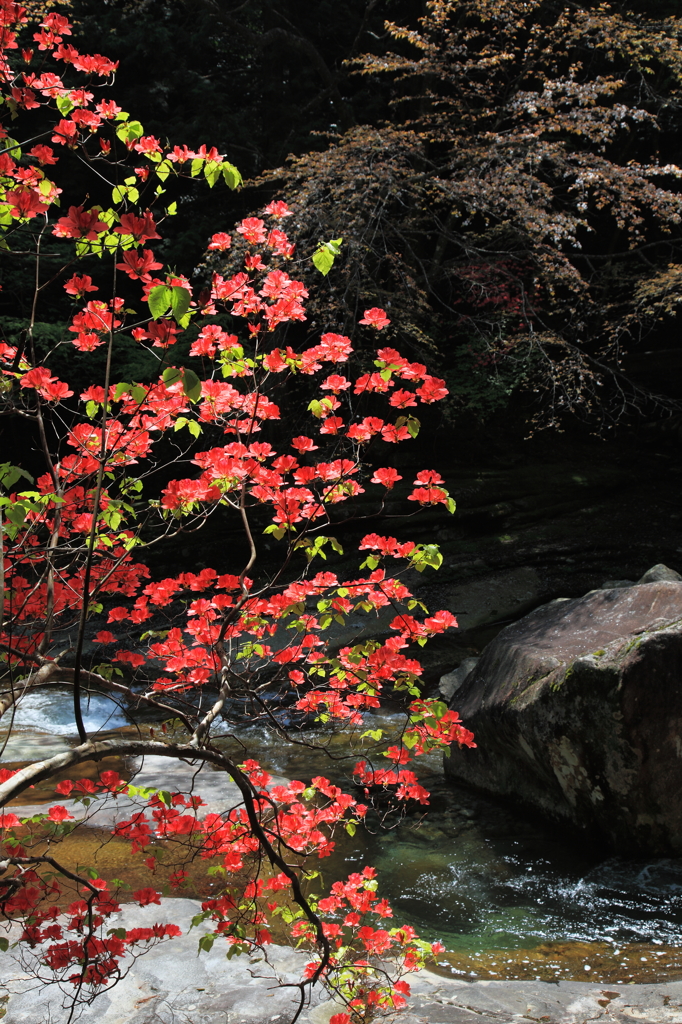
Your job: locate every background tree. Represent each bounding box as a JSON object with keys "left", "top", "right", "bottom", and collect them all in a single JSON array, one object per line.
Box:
[
  {"left": 214, "top": 0, "right": 682, "bottom": 427},
  {"left": 19, "top": 0, "right": 682, "bottom": 428}
]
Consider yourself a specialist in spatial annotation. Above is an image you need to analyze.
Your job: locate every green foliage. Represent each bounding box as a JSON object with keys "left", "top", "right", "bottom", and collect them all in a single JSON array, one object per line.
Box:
[
  {"left": 161, "top": 366, "right": 202, "bottom": 402},
  {"left": 148, "top": 284, "right": 191, "bottom": 322},
  {"left": 312, "top": 238, "right": 343, "bottom": 276}
]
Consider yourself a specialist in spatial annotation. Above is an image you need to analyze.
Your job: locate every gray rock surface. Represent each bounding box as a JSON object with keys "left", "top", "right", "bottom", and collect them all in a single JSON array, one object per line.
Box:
[
  {"left": 597, "top": 565, "right": 682, "bottom": 592},
  {"left": 445, "top": 580, "right": 682, "bottom": 854},
  {"left": 439, "top": 659, "right": 479, "bottom": 702},
  {"left": 3, "top": 899, "right": 682, "bottom": 1024},
  {"left": 0, "top": 899, "right": 321, "bottom": 1024},
  {"left": 638, "top": 564, "right": 682, "bottom": 585},
  {"left": 6, "top": 756, "right": 290, "bottom": 828}
]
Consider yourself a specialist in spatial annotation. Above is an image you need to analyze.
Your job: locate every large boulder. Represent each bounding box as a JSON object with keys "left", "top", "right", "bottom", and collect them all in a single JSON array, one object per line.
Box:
[{"left": 444, "top": 580, "right": 682, "bottom": 854}]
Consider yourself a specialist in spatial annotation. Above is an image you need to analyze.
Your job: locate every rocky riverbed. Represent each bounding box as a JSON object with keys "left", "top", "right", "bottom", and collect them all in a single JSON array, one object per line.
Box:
[{"left": 3, "top": 898, "right": 682, "bottom": 1024}]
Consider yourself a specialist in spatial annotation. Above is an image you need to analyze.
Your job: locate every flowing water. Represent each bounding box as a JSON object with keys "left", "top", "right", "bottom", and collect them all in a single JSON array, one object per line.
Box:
[{"left": 4, "top": 692, "right": 682, "bottom": 984}]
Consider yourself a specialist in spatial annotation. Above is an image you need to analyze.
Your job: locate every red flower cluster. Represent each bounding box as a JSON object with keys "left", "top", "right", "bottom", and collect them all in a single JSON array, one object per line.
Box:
[{"left": 0, "top": 7, "right": 469, "bottom": 1013}]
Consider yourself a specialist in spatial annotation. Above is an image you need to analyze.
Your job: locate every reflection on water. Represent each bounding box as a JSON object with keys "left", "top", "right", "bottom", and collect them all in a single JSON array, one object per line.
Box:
[{"left": 5, "top": 698, "right": 682, "bottom": 981}]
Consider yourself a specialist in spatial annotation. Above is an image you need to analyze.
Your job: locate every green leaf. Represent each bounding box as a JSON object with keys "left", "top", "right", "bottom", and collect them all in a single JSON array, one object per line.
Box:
[
  {"left": 190, "top": 157, "right": 204, "bottom": 178},
  {"left": 226, "top": 942, "right": 248, "bottom": 960},
  {"left": 222, "top": 162, "right": 242, "bottom": 189},
  {"left": 191, "top": 911, "right": 211, "bottom": 929},
  {"left": 56, "top": 95, "right": 74, "bottom": 116},
  {"left": 182, "top": 368, "right": 201, "bottom": 402},
  {"left": 155, "top": 159, "right": 172, "bottom": 182},
  {"left": 166, "top": 200, "right": 177, "bottom": 216},
  {"left": 116, "top": 120, "right": 143, "bottom": 144},
  {"left": 308, "top": 397, "right": 334, "bottom": 419},
  {"left": 312, "top": 247, "right": 334, "bottom": 276},
  {"left": 407, "top": 416, "right": 421, "bottom": 439},
  {"left": 204, "top": 161, "right": 221, "bottom": 188},
  {"left": 5, "top": 505, "right": 27, "bottom": 526},
  {"left": 86, "top": 400, "right": 99, "bottom": 418},
  {"left": 148, "top": 285, "right": 173, "bottom": 320},
  {"left": 411, "top": 542, "right": 443, "bottom": 572},
  {"left": 0, "top": 463, "right": 33, "bottom": 490},
  {"left": 206, "top": 865, "right": 227, "bottom": 878},
  {"left": 198, "top": 933, "right": 216, "bottom": 954},
  {"left": 161, "top": 367, "right": 201, "bottom": 404},
  {"left": 0, "top": 936, "right": 8, "bottom": 952},
  {"left": 131, "top": 385, "right": 147, "bottom": 404},
  {"left": 170, "top": 286, "right": 191, "bottom": 322},
  {"left": 361, "top": 728, "right": 384, "bottom": 741},
  {"left": 105, "top": 511, "right": 122, "bottom": 531},
  {"left": 263, "top": 524, "right": 286, "bottom": 540},
  {"left": 162, "top": 367, "right": 183, "bottom": 389},
  {"left": 4, "top": 137, "right": 20, "bottom": 161},
  {"left": 112, "top": 184, "right": 140, "bottom": 205},
  {"left": 312, "top": 238, "right": 343, "bottom": 276},
  {"left": 133, "top": 783, "right": 155, "bottom": 797},
  {"left": 99, "top": 207, "right": 118, "bottom": 227},
  {"left": 114, "top": 382, "right": 131, "bottom": 401}
]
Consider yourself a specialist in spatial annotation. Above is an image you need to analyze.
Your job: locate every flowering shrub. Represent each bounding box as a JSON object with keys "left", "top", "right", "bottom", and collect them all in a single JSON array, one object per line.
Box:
[{"left": 0, "top": 4, "right": 473, "bottom": 1020}]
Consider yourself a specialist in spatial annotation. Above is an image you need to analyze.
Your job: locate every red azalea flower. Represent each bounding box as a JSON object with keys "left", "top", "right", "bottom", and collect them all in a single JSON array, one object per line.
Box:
[{"left": 359, "top": 307, "right": 390, "bottom": 329}]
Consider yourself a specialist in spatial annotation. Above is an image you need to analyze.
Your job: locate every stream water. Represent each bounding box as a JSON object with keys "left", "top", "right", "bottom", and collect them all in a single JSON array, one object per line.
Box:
[{"left": 3, "top": 692, "right": 682, "bottom": 985}]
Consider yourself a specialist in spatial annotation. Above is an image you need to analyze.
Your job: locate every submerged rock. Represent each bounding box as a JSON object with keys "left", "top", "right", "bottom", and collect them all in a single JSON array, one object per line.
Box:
[{"left": 444, "top": 579, "right": 682, "bottom": 854}]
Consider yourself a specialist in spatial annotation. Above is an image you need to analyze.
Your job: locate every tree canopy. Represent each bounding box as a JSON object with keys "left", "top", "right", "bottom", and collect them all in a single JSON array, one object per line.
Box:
[
  {"left": 15, "top": 0, "right": 682, "bottom": 427},
  {"left": 224, "top": 0, "right": 681, "bottom": 426}
]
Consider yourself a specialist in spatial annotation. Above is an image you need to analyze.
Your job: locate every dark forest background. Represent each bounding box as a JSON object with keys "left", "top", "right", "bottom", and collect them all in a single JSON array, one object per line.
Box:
[{"left": 9, "top": 0, "right": 682, "bottom": 440}]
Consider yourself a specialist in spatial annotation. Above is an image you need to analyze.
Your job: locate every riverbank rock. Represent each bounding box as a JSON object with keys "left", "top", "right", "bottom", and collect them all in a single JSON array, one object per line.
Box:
[
  {"left": 0, "top": 899, "right": 321, "bottom": 1024},
  {"left": 444, "top": 579, "right": 682, "bottom": 854},
  {"left": 4, "top": 898, "right": 682, "bottom": 1024},
  {"left": 439, "top": 658, "right": 479, "bottom": 701}
]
